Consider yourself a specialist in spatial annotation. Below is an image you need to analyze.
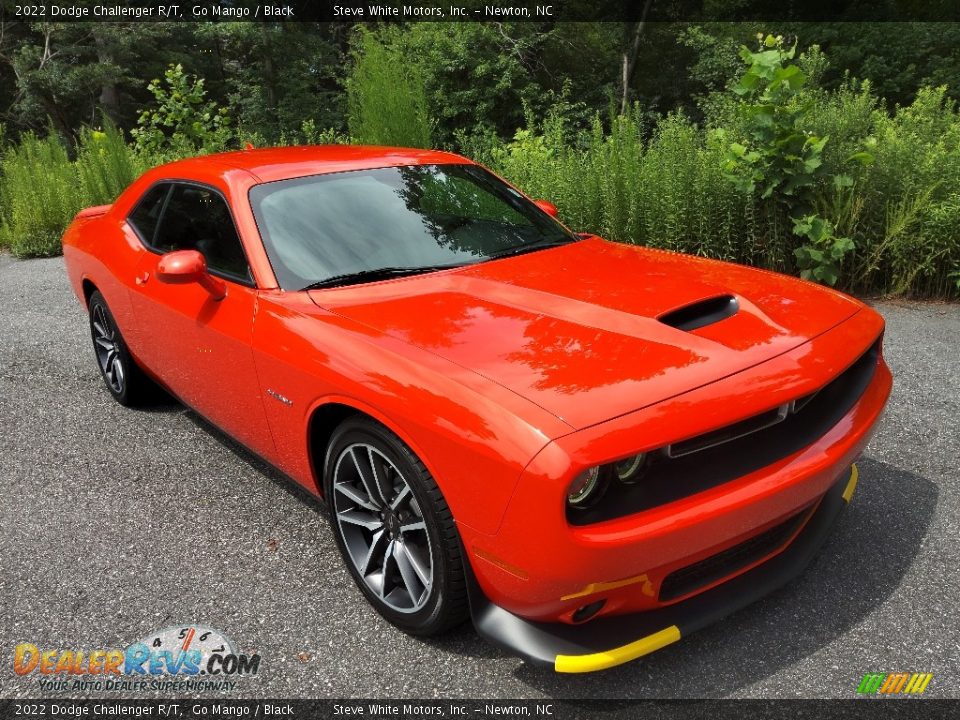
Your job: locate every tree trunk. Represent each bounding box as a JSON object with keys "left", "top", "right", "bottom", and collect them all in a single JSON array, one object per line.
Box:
[
  {"left": 93, "top": 28, "right": 120, "bottom": 124},
  {"left": 261, "top": 23, "right": 277, "bottom": 112},
  {"left": 619, "top": 0, "right": 654, "bottom": 115}
]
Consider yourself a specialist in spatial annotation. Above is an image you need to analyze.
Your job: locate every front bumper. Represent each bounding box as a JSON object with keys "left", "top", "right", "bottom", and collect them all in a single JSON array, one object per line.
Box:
[{"left": 467, "top": 464, "right": 859, "bottom": 673}]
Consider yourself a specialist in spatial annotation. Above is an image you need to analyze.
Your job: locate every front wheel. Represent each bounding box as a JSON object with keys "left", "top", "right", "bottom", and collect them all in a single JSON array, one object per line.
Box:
[
  {"left": 324, "top": 418, "right": 469, "bottom": 635},
  {"left": 88, "top": 291, "right": 154, "bottom": 406}
]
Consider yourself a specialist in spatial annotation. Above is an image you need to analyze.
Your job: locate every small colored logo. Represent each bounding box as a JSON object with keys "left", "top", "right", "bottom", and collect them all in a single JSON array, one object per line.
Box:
[
  {"left": 856, "top": 672, "right": 933, "bottom": 696},
  {"left": 13, "top": 626, "right": 260, "bottom": 692}
]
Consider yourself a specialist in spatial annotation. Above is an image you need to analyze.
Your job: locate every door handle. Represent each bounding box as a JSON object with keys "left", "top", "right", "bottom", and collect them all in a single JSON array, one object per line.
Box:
[{"left": 135, "top": 271, "right": 150, "bottom": 286}]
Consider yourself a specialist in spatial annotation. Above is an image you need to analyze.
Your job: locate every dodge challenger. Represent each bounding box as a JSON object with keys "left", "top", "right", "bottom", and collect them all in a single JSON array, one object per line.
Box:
[{"left": 62, "top": 146, "right": 892, "bottom": 673}]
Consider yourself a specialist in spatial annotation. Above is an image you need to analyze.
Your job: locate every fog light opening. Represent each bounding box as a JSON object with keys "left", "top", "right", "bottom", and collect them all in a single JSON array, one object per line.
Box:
[{"left": 572, "top": 599, "right": 606, "bottom": 623}]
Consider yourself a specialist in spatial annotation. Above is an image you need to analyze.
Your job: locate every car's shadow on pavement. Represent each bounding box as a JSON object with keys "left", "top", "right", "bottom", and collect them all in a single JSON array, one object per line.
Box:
[
  {"left": 166, "top": 404, "right": 330, "bottom": 517},
  {"left": 492, "top": 457, "right": 938, "bottom": 698}
]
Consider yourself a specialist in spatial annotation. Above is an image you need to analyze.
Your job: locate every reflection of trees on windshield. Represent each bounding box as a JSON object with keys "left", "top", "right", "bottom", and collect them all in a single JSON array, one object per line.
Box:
[
  {"left": 392, "top": 165, "right": 552, "bottom": 258},
  {"left": 252, "top": 163, "right": 574, "bottom": 290}
]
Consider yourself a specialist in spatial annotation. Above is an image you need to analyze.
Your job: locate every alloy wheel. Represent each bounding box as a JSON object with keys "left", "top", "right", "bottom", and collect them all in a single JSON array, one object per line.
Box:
[
  {"left": 92, "top": 304, "right": 125, "bottom": 394},
  {"left": 331, "top": 443, "right": 434, "bottom": 613}
]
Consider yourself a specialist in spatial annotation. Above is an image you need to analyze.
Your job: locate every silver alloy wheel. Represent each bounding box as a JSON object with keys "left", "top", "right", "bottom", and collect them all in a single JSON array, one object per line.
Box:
[
  {"left": 332, "top": 443, "right": 433, "bottom": 613},
  {"left": 92, "top": 304, "right": 124, "bottom": 394}
]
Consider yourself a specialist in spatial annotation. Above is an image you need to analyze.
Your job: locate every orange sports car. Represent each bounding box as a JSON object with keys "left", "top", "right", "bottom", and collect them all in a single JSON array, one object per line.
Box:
[{"left": 62, "top": 146, "right": 892, "bottom": 673}]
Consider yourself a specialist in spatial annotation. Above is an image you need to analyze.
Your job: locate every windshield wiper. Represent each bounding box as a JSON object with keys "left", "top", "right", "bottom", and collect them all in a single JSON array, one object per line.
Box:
[
  {"left": 485, "top": 237, "right": 577, "bottom": 262},
  {"left": 303, "top": 264, "right": 465, "bottom": 290}
]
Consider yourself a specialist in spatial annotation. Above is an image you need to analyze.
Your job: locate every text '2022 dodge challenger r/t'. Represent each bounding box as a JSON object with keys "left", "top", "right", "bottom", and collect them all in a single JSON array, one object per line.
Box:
[{"left": 62, "top": 146, "right": 892, "bottom": 673}]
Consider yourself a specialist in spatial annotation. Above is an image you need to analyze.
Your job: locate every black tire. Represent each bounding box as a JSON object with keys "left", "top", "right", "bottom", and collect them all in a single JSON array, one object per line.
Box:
[
  {"left": 323, "top": 417, "right": 469, "bottom": 636},
  {"left": 88, "top": 290, "right": 154, "bottom": 407}
]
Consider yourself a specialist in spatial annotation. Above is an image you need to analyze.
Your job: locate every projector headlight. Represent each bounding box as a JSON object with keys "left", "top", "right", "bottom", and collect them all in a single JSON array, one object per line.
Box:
[
  {"left": 566, "top": 466, "right": 603, "bottom": 508},
  {"left": 614, "top": 453, "right": 647, "bottom": 484}
]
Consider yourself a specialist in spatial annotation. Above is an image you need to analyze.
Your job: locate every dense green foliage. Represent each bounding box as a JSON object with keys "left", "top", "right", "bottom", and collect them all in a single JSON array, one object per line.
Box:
[
  {"left": 472, "top": 41, "right": 960, "bottom": 297},
  {"left": 131, "top": 64, "right": 232, "bottom": 157},
  {"left": 347, "top": 31, "right": 432, "bottom": 148},
  {"left": 0, "top": 21, "right": 958, "bottom": 297},
  {"left": 0, "top": 123, "right": 144, "bottom": 256}
]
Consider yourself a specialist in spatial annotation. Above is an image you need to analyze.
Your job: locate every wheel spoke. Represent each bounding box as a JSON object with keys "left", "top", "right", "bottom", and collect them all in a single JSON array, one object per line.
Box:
[
  {"left": 337, "top": 508, "right": 383, "bottom": 532},
  {"left": 399, "top": 519, "right": 426, "bottom": 535},
  {"left": 400, "top": 541, "right": 431, "bottom": 587},
  {"left": 350, "top": 447, "right": 382, "bottom": 510},
  {"left": 334, "top": 482, "right": 378, "bottom": 512},
  {"left": 111, "top": 357, "right": 124, "bottom": 389},
  {"left": 393, "top": 541, "right": 423, "bottom": 604},
  {"left": 95, "top": 308, "right": 113, "bottom": 338},
  {"left": 360, "top": 529, "right": 387, "bottom": 576},
  {"left": 380, "top": 539, "right": 397, "bottom": 597},
  {"left": 390, "top": 484, "right": 411, "bottom": 511},
  {"left": 367, "top": 447, "right": 393, "bottom": 507}
]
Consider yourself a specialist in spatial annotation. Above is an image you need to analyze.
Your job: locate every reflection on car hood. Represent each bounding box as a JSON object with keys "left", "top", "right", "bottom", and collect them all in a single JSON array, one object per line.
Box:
[{"left": 309, "top": 238, "right": 863, "bottom": 429}]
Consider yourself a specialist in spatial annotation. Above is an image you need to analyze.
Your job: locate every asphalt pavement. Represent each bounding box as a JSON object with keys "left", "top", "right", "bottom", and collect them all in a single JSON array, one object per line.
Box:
[{"left": 1, "top": 254, "right": 958, "bottom": 699}]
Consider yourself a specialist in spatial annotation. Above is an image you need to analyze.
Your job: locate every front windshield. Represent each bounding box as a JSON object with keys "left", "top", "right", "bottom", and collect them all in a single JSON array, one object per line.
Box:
[{"left": 249, "top": 163, "right": 576, "bottom": 290}]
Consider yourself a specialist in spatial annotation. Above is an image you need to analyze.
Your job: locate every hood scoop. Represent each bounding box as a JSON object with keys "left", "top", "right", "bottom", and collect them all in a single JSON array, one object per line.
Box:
[{"left": 659, "top": 294, "right": 739, "bottom": 331}]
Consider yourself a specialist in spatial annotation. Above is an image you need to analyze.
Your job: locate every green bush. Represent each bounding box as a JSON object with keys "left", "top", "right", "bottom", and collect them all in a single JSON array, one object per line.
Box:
[
  {"left": 483, "top": 109, "right": 751, "bottom": 265},
  {"left": 347, "top": 30, "right": 433, "bottom": 148},
  {"left": 473, "top": 41, "right": 960, "bottom": 299},
  {"left": 0, "top": 35, "right": 957, "bottom": 298},
  {"left": 131, "top": 64, "right": 232, "bottom": 158},
  {"left": 0, "top": 125, "right": 150, "bottom": 258},
  {"left": 77, "top": 123, "right": 145, "bottom": 206},
  {"left": 1, "top": 132, "right": 79, "bottom": 257}
]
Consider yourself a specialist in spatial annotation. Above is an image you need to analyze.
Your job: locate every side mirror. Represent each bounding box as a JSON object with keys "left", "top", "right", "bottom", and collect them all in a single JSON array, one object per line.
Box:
[
  {"left": 533, "top": 199, "right": 558, "bottom": 218},
  {"left": 156, "top": 250, "right": 226, "bottom": 300}
]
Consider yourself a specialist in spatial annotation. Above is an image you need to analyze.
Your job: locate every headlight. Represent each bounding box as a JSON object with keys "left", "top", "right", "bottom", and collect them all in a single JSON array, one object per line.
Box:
[
  {"left": 614, "top": 453, "right": 647, "bottom": 484},
  {"left": 567, "top": 466, "right": 603, "bottom": 508}
]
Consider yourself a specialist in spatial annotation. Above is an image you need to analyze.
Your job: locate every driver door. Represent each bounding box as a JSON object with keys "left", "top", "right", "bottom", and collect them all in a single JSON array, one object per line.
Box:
[{"left": 128, "top": 182, "right": 275, "bottom": 460}]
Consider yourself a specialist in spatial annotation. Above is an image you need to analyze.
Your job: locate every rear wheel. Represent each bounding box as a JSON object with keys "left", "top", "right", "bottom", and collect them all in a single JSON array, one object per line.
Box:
[
  {"left": 324, "top": 417, "right": 469, "bottom": 635},
  {"left": 88, "top": 291, "right": 154, "bottom": 406}
]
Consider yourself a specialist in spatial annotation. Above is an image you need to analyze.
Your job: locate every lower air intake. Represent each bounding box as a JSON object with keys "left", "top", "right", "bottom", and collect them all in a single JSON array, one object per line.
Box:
[{"left": 658, "top": 505, "right": 813, "bottom": 602}]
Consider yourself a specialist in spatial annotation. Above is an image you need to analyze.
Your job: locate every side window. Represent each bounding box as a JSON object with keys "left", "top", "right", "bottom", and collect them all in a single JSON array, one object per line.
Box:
[
  {"left": 154, "top": 184, "right": 252, "bottom": 283},
  {"left": 127, "top": 184, "right": 170, "bottom": 244}
]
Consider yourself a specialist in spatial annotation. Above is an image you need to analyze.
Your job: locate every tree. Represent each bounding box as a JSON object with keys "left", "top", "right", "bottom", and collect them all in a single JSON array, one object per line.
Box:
[
  {"left": 346, "top": 29, "right": 432, "bottom": 148},
  {"left": 196, "top": 22, "right": 347, "bottom": 142},
  {"left": 0, "top": 21, "right": 179, "bottom": 143},
  {"left": 131, "top": 63, "right": 231, "bottom": 155}
]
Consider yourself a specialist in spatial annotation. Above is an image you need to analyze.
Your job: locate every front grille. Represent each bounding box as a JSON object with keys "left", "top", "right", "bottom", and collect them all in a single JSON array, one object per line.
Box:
[
  {"left": 667, "top": 404, "right": 788, "bottom": 458},
  {"left": 658, "top": 505, "right": 813, "bottom": 602},
  {"left": 568, "top": 337, "right": 880, "bottom": 525}
]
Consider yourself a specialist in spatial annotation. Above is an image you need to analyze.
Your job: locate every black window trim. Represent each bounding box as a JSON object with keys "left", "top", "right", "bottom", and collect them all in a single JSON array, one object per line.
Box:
[{"left": 125, "top": 178, "right": 257, "bottom": 289}]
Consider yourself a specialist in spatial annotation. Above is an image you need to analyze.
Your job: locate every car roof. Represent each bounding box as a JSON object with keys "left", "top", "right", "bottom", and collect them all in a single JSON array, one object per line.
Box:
[{"left": 155, "top": 145, "right": 472, "bottom": 184}]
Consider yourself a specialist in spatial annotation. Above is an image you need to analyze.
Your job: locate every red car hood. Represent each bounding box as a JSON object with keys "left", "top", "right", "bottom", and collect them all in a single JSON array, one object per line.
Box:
[{"left": 309, "top": 238, "right": 862, "bottom": 429}]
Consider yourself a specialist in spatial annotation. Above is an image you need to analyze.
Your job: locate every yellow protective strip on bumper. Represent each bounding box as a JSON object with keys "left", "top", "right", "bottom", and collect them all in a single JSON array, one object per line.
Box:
[
  {"left": 842, "top": 463, "right": 859, "bottom": 503},
  {"left": 554, "top": 625, "right": 681, "bottom": 673}
]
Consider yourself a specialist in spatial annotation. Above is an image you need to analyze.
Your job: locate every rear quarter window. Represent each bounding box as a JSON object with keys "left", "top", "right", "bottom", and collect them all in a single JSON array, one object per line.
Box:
[{"left": 127, "top": 184, "right": 170, "bottom": 244}]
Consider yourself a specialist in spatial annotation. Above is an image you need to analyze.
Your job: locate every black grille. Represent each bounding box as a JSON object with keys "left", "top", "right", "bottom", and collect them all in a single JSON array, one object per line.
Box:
[
  {"left": 569, "top": 337, "right": 880, "bottom": 525},
  {"left": 658, "top": 506, "right": 812, "bottom": 602},
  {"left": 668, "top": 404, "right": 787, "bottom": 457}
]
